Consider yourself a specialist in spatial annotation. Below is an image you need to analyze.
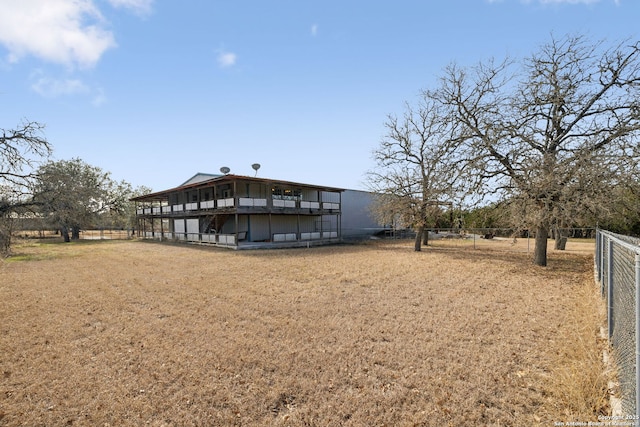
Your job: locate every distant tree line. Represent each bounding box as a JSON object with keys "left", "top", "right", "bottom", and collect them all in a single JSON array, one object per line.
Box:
[
  {"left": 368, "top": 33, "right": 640, "bottom": 266},
  {"left": 0, "top": 121, "right": 149, "bottom": 255}
]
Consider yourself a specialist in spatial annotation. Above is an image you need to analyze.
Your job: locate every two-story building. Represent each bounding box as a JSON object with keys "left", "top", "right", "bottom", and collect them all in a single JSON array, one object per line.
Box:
[{"left": 131, "top": 173, "right": 345, "bottom": 249}]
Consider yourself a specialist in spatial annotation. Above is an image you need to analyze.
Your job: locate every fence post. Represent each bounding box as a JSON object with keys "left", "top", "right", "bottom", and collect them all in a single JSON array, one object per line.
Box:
[
  {"left": 600, "top": 233, "right": 605, "bottom": 296},
  {"left": 608, "top": 238, "right": 614, "bottom": 340},
  {"left": 600, "top": 235, "right": 607, "bottom": 298},
  {"left": 596, "top": 230, "right": 601, "bottom": 283},
  {"left": 636, "top": 253, "right": 640, "bottom": 421}
]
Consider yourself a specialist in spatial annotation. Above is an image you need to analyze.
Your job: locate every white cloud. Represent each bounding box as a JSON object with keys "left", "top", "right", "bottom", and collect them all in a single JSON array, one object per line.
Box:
[
  {"left": 311, "top": 24, "right": 318, "bottom": 36},
  {"left": 107, "top": 0, "right": 153, "bottom": 16},
  {"left": 0, "top": 0, "right": 117, "bottom": 69},
  {"left": 30, "top": 71, "right": 107, "bottom": 105},
  {"left": 30, "top": 72, "right": 90, "bottom": 97},
  {"left": 92, "top": 87, "right": 107, "bottom": 107},
  {"left": 217, "top": 51, "right": 237, "bottom": 68},
  {"left": 0, "top": 0, "right": 155, "bottom": 68}
]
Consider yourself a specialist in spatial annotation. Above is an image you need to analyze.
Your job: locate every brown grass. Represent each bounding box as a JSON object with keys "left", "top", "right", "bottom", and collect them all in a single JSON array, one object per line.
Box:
[{"left": 0, "top": 238, "right": 610, "bottom": 426}]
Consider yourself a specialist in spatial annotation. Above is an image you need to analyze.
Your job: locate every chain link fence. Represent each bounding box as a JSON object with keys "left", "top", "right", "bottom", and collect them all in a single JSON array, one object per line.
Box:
[{"left": 595, "top": 229, "right": 640, "bottom": 418}]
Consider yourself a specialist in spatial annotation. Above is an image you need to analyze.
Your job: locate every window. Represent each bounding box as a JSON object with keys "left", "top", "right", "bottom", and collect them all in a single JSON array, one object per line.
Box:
[
  {"left": 272, "top": 187, "right": 302, "bottom": 201},
  {"left": 219, "top": 184, "right": 233, "bottom": 199}
]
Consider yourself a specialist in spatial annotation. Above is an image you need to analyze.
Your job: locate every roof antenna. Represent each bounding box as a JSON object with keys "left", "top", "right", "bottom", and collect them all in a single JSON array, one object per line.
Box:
[
  {"left": 220, "top": 166, "right": 230, "bottom": 175},
  {"left": 251, "top": 163, "right": 261, "bottom": 177}
]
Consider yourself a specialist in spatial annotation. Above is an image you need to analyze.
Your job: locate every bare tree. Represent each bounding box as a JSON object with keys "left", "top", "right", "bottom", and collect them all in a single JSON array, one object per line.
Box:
[
  {"left": 0, "top": 121, "right": 51, "bottom": 204},
  {"left": 434, "top": 34, "right": 640, "bottom": 265},
  {"left": 0, "top": 120, "right": 51, "bottom": 254},
  {"left": 368, "top": 96, "right": 471, "bottom": 251}
]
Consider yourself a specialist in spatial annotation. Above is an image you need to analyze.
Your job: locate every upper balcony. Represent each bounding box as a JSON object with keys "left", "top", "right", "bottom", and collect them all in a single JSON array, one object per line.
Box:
[
  {"left": 132, "top": 174, "right": 344, "bottom": 218},
  {"left": 136, "top": 196, "right": 340, "bottom": 216}
]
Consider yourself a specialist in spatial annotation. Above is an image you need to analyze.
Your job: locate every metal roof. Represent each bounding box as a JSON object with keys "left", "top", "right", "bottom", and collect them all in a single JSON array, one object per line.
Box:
[
  {"left": 130, "top": 174, "right": 345, "bottom": 202},
  {"left": 179, "top": 172, "right": 222, "bottom": 187}
]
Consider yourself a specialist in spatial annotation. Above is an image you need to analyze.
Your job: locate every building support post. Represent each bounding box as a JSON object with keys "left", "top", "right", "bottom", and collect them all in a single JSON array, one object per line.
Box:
[
  {"left": 160, "top": 213, "right": 164, "bottom": 241},
  {"left": 338, "top": 191, "right": 342, "bottom": 241},
  {"left": 235, "top": 212, "right": 239, "bottom": 247},
  {"left": 319, "top": 191, "right": 324, "bottom": 240},
  {"left": 233, "top": 181, "right": 238, "bottom": 247}
]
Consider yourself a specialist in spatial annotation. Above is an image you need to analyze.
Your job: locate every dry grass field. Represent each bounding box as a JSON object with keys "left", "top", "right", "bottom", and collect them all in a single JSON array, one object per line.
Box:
[{"left": 0, "top": 237, "right": 610, "bottom": 426}]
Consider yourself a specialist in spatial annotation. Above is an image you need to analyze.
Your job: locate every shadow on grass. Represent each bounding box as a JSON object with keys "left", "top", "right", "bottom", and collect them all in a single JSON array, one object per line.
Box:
[
  {"left": 5, "top": 237, "right": 124, "bottom": 262},
  {"left": 133, "top": 236, "right": 381, "bottom": 259},
  {"left": 424, "top": 241, "right": 593, "bottom": 274},
  {"left": 132, "top": 237, "right": 592, "bottom": 276}
]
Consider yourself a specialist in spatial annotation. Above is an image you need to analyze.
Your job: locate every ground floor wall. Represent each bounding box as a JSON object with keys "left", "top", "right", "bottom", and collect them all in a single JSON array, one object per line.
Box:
[{"left": 137, "top": 212, "right": 341, "bottom": 248}]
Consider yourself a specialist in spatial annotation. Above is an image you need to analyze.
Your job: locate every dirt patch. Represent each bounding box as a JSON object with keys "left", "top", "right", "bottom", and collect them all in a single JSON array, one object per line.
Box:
[{"left": 0, "top": 239, "right": 608, "bottom": 426}]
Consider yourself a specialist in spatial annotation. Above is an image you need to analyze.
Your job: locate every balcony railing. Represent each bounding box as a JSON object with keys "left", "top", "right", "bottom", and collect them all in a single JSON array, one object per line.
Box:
[
  {"left": 140, "top": 230, "right": 338, "bottom": 247},
  {"left": 143, "top": 231, "right": 237, "bottom": 245},
  {"left": 138, "top": 197, "right": 339, "bottom": 215},
  {"left": 217, "top": 197, "right": 235, "bottom": 208},
  {"left": 239, "top": 198, "right": 267, "bottom": 207}
]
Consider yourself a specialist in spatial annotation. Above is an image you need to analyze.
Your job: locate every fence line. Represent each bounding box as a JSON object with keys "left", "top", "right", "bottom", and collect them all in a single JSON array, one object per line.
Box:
[
  {"left": 78, "top": 229, "right": 133, "bottom": 240},
  {"left": 595, "top": 229, "right": 640, "bottom": 419}
]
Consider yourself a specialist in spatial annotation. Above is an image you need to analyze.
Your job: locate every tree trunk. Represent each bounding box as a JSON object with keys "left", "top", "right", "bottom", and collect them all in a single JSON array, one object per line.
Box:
[
  {"left": 414, "top": 226, "right": 424, "bottom": 252},
  {"left": 61, "top": 226, "right": 70, "bottom": 242},
  {"left": 533, "top": 226, "right": 549, "bottom": 266},
  {"left": 0, "top": 228, "right": 10, "bottom": 256},
  {"left": 554, "top": 227, "right": 568, "bottom": 250},
  {"left": 71, "top": 226, "right": 80, "bottom": 240},
  {"left": 423, "top": 228, "right": 429, "bottom": 246}
]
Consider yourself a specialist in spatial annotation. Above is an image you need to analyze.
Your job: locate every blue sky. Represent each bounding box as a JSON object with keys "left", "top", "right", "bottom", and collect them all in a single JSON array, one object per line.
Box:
[{"left": 0, "top": 0, "right": 637, "bottom": 192}]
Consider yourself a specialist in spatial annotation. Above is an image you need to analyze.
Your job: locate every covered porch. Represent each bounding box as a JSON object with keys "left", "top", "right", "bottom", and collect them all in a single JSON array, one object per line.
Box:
[{"left": 132, "top": 174, "right": 343, "bottom": 249}]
